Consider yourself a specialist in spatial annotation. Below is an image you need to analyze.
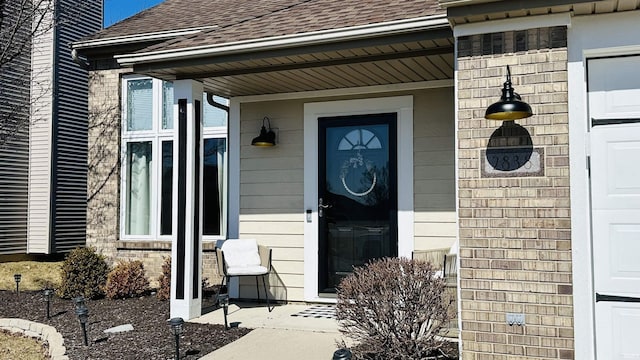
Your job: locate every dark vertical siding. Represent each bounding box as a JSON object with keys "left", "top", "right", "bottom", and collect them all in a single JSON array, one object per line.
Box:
[
  {"left": 0, "top": 0, "right": 32, "bottom": 254},
  {"left": 51, "top": 0, "right": 103, "bottom": 252}
]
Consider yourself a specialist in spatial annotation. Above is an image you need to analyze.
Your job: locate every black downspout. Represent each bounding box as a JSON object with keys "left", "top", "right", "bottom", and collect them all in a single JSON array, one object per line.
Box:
[{"left": 205, "top": 93, "right": 230, "bottom": 235}]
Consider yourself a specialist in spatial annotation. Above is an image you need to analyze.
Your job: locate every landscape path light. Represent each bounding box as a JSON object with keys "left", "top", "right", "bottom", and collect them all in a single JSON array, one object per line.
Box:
[
  {"left": 76, "top": 306, "right": 89, "bottom": 346},
  {"left": 14, "top": 274, "right": 22, "bottom": 297},
  {"left": 217, "top": 292, "right": 229, "bottom": 330},
  {"left": 169, "top": 317, "right": 184, "bottom": 360},
  {"left": 74, "top": 295, "right": 86, "bottom": 311},
  {"left": 332, "top": 349, "right": 352, "bottom": 360},
  {"left": 43, "top": 288, "right": 54, "bottom": 319}
]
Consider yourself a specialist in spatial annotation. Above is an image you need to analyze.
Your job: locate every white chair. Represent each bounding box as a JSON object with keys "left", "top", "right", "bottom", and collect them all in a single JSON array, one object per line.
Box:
[{"left": 216, "top": 239, "right": 273, "bottom": 312}]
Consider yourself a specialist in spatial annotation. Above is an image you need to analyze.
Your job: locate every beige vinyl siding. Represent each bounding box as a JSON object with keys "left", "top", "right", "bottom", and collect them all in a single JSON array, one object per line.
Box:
[
  {"left": 27, "top": 11, "right": 55, "bottom": 254},
  {"left": 413, "top": 87, "right": 457, "bottom": 251},
  {"left": 238, "top": 88, "right": 455, "bottom": 301},
  {"left": 239, "top": 99, "right": 305, "bottom": 301}
]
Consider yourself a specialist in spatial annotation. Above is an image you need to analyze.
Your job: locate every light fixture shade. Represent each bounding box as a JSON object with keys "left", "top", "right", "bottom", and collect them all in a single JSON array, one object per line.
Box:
[
  {"left": 251, "top": 116, "right": 276, "bottom": 146},
  {"left": 251, "top": 126, "right": 276, "bottom": 146},
  {"left": 485, "top": 66, "right": 533, "bottom": 121}
]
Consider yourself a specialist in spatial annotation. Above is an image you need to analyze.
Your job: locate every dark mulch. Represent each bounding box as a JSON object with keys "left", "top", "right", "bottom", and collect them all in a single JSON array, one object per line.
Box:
[{"left": 0, "top": 290, "right": 251, "bottom": 359}]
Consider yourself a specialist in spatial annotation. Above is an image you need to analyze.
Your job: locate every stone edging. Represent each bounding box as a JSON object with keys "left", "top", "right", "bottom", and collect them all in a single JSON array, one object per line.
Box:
[{"left": 0, "top": 318, "right": 68, "bottom": 360}]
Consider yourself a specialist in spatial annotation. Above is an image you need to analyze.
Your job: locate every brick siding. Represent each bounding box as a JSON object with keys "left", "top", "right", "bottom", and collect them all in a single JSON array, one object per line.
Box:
[
  {"left": 86, "top": 69, "right": 221, "bottom": 288},
  {"left": 457, "top": 27, "right": 574, "bottom": 360}
]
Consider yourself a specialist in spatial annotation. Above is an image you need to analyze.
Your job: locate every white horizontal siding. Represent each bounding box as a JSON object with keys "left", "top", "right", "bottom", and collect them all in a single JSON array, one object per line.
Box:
[{"left": 27, "top": 11, "right": 54, "bottom": 254}]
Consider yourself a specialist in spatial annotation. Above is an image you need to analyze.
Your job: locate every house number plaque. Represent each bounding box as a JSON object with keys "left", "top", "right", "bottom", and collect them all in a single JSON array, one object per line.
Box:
[{"left": 481, "top": 147, "right": 544, "bottom": 178}]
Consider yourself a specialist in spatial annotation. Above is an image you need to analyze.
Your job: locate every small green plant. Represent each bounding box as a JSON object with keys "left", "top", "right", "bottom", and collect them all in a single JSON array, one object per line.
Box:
[
  {"left": 58, "top": 247, "right": 110, "bottom": 299},
  {"left": 104, "top": 260, "right": 150, "bottom": 299},
  {"left": 156, "top": 256, "right": 171, "bottom": 300},
  {"left": 336, "top": 257, "right": 456, "bottom": 360}
]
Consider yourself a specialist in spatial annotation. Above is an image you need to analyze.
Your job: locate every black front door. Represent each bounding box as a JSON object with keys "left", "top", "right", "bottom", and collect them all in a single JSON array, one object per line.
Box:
[{"left": 318, "top": 113, "right": 398, "bottom": 293}]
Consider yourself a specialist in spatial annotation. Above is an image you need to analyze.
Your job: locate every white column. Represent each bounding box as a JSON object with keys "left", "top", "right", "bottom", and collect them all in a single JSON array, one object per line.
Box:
[{"left": 170, "top": 80, "right": 203, "bottom": 320}]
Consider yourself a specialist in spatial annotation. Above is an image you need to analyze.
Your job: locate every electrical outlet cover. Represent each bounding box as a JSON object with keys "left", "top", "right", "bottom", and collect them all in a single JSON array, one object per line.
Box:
[{"left": 506, "top": 313, "right": 525, "bottom": 326}]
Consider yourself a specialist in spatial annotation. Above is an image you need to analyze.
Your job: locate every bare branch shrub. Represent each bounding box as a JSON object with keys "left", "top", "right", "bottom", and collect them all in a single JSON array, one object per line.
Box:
[
  {"left": 105, "top": 260, "right": 150, "bottom": 299},
  {"left": 336, "top": 257, "right": 456, "bottom": 360},
  {"left": 156, "top": 256, "right": 171, "bottom": 301}
]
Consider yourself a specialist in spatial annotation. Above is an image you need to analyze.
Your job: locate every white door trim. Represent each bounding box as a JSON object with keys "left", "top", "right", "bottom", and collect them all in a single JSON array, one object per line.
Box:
[
  {"left": 303, "top": 95, "right": 414, "bottom": 303},
  {"left": 568, "top": 11, "right": 640, "bottom": 360}
]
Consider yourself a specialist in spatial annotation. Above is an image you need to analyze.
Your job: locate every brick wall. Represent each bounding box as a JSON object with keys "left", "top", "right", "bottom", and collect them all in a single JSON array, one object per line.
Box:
[
  {"left": 457, "top": 27, "right": 574, "bottom": 359},
  {"left": 86, "top": 69, "right": 220, "bottom": 288}
]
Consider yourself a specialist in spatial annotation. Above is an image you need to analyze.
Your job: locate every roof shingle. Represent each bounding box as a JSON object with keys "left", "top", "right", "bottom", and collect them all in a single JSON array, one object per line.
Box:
[{"left": 88, "top": 0, "right": 443, "bottom": 51}]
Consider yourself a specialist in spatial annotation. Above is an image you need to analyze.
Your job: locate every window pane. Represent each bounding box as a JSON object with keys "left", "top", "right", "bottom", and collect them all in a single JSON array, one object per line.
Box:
[
  {"left": 203, "top": 138, "right": 227, "bottom": 236},
  {"left": 203, "top": 94, "right": 228, "bottom": 128},
  {"left": 127, "top": 79, "right": 153, "bottom": 131},
  {"left": 126, "top": 142, "right": 152, "bottom": 235},
  {"left": 160, "top": 141, "right": 173, "bottom": 235},
  {"left": 162, "top": 82, "right": 174, "bottom": 129}
]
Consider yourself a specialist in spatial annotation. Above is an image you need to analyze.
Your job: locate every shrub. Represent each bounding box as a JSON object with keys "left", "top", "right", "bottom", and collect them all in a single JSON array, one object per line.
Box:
[
  {"left": 156, "top": 257, "right": 171, "bottom": 300},
  {"left": 104, "top": 260, "right": 150, "bottom": 299},
  {"left": 58, "top": 247, "right": 110, "bottom": 299},
  {"left": 336, "top": 257, "right": 455, "bottom": 360}
]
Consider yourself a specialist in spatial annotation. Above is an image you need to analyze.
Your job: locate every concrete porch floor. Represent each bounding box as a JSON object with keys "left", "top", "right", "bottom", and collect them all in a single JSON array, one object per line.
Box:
[{"left": 192, "top": 302, "right": 346, "bottom": 360}]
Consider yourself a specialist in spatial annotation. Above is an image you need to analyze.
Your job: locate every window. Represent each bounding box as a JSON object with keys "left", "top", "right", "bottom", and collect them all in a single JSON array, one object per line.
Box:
[{"left": 121, "top": 76, "right": 228, "bottom": 240}]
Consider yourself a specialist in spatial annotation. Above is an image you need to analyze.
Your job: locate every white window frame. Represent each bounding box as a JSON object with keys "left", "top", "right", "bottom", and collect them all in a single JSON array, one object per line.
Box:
[{"left": 120, "top": 75, "right": 228, "bottom": 241}]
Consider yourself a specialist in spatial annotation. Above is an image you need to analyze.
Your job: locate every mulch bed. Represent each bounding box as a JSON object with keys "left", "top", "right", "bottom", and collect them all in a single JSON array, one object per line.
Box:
[{"left": 0, "top": 290, "right": 251, "bottom": 359}]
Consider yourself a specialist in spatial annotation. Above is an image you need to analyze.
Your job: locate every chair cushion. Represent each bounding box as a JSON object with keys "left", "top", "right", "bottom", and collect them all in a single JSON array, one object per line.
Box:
[
  {"left": 226, "top": 265, "right": 269, "bottom": 276},
  {"left": 221, "top": 239, "right": 262, "bottom": 269}
]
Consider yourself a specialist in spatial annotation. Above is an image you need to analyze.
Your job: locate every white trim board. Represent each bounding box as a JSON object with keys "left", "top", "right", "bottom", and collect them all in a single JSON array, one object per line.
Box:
[
  {"left": 233, "top": 80, "right": 453, "bottom": 104},
  {"left": 302, "top": 95, "right": 414, "bottom": 303},
  {"left": 567, "top": 11, "right": 640, "bottom": 360}
]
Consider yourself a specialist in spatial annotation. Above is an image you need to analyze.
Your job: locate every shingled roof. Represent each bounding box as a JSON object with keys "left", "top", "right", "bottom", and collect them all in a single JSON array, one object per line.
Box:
[
  {"left": 85, "top": 0, "right": 444, "bottom": 49},
  {"left": 86, "top": 0, "right": 309, "bottom": 40}
]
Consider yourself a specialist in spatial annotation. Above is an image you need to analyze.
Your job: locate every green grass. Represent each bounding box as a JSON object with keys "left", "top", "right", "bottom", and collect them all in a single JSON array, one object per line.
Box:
[
  {"left": 0, "top": 331, "right": 48, "bottom": 360},
  {"left": 0, "top": 261, "right": 62, "bottom": 291}
]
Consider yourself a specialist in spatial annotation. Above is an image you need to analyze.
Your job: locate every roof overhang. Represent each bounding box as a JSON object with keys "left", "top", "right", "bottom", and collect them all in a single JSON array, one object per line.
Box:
[
  {"left": 115, "top": 15, "right": 450, "bottom": 66},
  {"left": 443, "top": 0, "right": 637, "bottom": 26},
  {"left": 101, "top": 14, "right": 455, "bottom": 97}
]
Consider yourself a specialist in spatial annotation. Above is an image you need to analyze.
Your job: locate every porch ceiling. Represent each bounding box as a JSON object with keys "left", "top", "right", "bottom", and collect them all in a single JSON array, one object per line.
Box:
[
  {"left": 447, "top": 0, "right": 640, "bottom": 26},
  {"left": 131, "top": 36, "right": 455, "bottom": 98}
]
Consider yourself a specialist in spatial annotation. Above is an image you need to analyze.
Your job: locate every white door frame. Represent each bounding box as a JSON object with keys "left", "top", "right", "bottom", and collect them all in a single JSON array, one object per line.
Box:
[
  {"left": 303, "top": 96, "right": 414, "bottom": 303},
  {"left": 568, "top": 11, "right": 640, "bottom": 359}
]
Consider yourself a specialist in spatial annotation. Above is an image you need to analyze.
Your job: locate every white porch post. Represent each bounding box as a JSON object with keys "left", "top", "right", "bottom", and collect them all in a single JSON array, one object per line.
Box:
[{"left": 170, "top": 80, "right": 204, "bottom": 320}]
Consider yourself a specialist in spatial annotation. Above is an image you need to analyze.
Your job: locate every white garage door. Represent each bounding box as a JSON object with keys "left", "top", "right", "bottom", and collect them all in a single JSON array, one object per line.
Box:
[{"left": 589, "top": 55, "right": 640, "bottom": 360}]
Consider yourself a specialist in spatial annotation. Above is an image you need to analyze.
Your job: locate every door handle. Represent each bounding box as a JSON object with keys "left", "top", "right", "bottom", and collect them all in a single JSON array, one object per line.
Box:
[
  {"left": 318, "top": 198, "right": 332, "bottom": 218},
  {"left": 596, "top": 293, "right": 640, "bottom": 303}
]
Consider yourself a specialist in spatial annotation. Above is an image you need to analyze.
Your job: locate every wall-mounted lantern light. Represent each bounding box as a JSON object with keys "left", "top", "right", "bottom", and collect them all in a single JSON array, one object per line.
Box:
[
  {"left": 251, "top": 116, "right": 276, "bottom": 146},
  {"left": 485, "top": 65, "right": 533, "bottom": 121}
]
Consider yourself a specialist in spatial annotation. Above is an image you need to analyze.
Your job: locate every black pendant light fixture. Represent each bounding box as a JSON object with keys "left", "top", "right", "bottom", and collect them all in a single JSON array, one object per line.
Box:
[
  {"left": 485, "top": 65, "right": 533, "bottom": 121},
  {"left": 251, "top": 116, "right": 276, "bottom": 146}
]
